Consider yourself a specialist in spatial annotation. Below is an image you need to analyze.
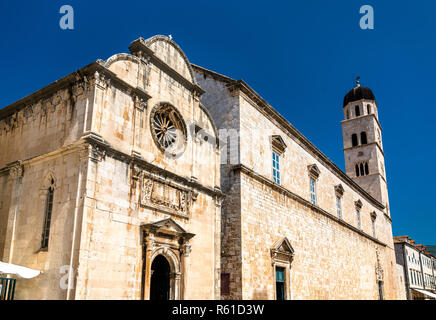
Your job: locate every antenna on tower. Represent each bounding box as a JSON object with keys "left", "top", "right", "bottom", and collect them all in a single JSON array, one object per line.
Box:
[{"left": 356, "top": 76, "right": 361, "bottom": 87}]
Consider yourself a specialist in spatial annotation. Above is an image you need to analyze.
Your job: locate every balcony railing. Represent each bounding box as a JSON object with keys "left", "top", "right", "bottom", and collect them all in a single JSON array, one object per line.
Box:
[{"left": 0, "top": 278, "right": 16, "bottom": 300}]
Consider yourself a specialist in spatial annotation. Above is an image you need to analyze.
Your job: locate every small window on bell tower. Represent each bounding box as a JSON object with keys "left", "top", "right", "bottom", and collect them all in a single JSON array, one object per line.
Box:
[
  {"left": 360, "top": 132, "right": 367, "bottom": 145},
  {"left": 355, "top": 105, "right": 360, "bottom": 117},
  {"left": 352, "top": 134, "right": 358, "bottom": 147}
]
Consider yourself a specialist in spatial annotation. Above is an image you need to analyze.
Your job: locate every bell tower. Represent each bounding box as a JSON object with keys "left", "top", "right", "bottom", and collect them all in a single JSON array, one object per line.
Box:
[{"left": 341, "top": 78, "right": 390, "bottom": 215}]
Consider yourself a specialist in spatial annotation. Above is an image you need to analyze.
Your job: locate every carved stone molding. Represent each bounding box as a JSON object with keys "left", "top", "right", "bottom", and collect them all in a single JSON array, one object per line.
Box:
[
  {"left": 355, "top": 199, "right": 363, "bottom": 210},
  {"left": 307, "top": 164, "right": 320, "bottom": 180},
  {"left": 271, "top": 135, "right": 287, "bottom": 155},
  {"left": 140, "top": 174, "right": 195, "bottom": 218},
  {"left": 90, "top": 144, "right": 106, "bottom": 162},
  {"left": 7, "top": 161, "right": 24, "bottom": 180},
  {"left": 271, "top": 237, "right": 295, "bottom": 265},
  {"left": 180, "top": 244, "right": 192, "bottom": 257},
  {"left": 334, "top": 184, "right": 345, "bottom": 197},
  {"left": 91, "top": 71, "right": 111, "bottom": 90},
  {"left": 375, "top": 247, "right": 384, "bottom": 281}
]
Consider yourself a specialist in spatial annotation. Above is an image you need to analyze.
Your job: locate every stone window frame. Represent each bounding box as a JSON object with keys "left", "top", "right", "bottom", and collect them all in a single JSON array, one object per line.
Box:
[
  {"left": 355, "top": 161, "right": 369, "bottom": 177},
  {"left": 370, "top": 211, "right": 377, "bottom": 238},
  {"left": 335, "top": 184, "right": 345, "bottom": 219},
  {"left": 270, "top": 237, "right": 294, "bottom": 300},
  {"left": 270, "top": 135, "right": 287, "bottom": 185},
  {"left": 308, "top": 164, "right": 320, "bottom": 205},
  {"left": 150, "top": 102, "right": 187, "bottom": 156},
  {"left": 355, "top": 200, "right": 363, "bottom": 230},
  {"left": 38, "top": 172, "right": 57, "bottom": 251}
]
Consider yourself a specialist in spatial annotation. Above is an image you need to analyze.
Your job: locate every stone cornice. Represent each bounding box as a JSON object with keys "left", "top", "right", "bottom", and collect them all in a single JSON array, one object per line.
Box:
[
  {"left": 82, "top": 133, "right": 225, "bottom": 200},
  {"left": 343, "top": 141, "right": 385, "bottom": 157},
  {"left": 0, "top": 61, "right": 152, "bottom": 121},
  {"left": 0, "top": 132, "right": 225, "bottom": 201},
  {"left": 223, "top": 79, "right": 385, "bottom": 211},
  {"left": 232, "top": 163, "right": 387, "bottom": 247},
  {"left": 191, "top": 64, "right": 235, "bottom": 83},
  {"left": 340, "top": 113, "right": 383, "bottom": 132},
  {"left": 129, "top": 38, "right": 205, "bottom": 97},
  {"left": 0, "top": 140, "right": 87, "bottom": 174}
]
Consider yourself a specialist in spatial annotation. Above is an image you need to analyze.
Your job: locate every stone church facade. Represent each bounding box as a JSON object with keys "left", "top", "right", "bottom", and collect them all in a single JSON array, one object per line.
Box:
[{"left": 0, "top": 35, "right": 399, "bottom": 299}]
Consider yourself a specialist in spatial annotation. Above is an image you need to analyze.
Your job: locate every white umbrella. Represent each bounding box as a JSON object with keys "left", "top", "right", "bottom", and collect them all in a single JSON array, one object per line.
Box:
[{"left": 0, "top": 261, "right": 42, "bottom": 279}]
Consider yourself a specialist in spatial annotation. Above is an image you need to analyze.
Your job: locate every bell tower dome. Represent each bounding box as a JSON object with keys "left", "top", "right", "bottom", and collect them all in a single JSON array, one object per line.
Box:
[{"left": 341, "top": 78, "right": 390, "bottom": 215}]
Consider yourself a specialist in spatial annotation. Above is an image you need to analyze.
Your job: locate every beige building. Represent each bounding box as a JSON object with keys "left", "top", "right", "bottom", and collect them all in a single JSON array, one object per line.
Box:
[
  {"left": 193, "top": 66, "right": 399, "bottom": 300},
  {"left": 1, "top": 35, "right": 400, "bottom": 300},
  {"left": 0, "top": 35, "right": 223, "bottom": 299}
]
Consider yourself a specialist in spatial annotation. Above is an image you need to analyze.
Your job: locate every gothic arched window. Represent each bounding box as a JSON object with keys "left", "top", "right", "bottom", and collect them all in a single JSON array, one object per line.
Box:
[
  {"left": 355, "top": 164, "right": 360, "bottom": 177},
  {"left": 41, "top": 179, "right": 55, "bottom": 249},
  {"left": 355, "top": 105, "right": 360, "bottom": 117},
  {"left": 361, "top": 132, "right": 367, "bottom": 145},
  {"left": 365, "top": 162, "right": 369, "bottom": 175},
  {"left": 352, "top": 134, "right": 358, "bottom": 147},
  {"left": 360, "top": 163, "right": 365, "bottom": 176},
  {"left": 367, "top": 104, "right": 372, "bottom": 114}
]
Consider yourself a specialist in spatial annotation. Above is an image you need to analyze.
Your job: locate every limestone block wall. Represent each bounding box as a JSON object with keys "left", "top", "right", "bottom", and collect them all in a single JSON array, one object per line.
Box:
[
  {"left": 0, "top": 149, "right": 85, "bottom": 300},
  {"left": 341, "top": 115, "right": 382, "bottom": 150},
  {"left": 239, "top": 172, "right": 398, "bottom": 299},
  {"left": 74, "top": 154, "right": 220, "bottom": 299},
  {"left": 0, "top": 171, "right": 13, "bottom": 259},
  {"left": 220, "top": 169, "right": 242, "bottom": 300},
  {"left": 95, "top": 59, "right": 218, "bottom": 191},
  {"left": 396, "top": 264, "right": 407, "bottom": 300},
  {"left": 238, "top": 95, "right": 392, "bottom": 243},
  {"left": 194, "top": 66, "right": 398, "bottom": 300},
  {"left": 0, "top": 86, "right": 90, "bottom": 169}
]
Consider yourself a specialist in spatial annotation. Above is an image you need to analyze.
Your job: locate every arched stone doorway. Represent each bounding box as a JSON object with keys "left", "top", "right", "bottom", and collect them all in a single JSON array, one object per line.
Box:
[
  {"left": 150, "top": 255, "right": 170, "bottom": 300},
  {"left": 141, "top": 218, "right": 195, "bottom": 300}
]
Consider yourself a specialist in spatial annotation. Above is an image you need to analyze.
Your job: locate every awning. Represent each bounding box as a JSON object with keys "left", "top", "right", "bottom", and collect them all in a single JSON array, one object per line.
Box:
[
  {"left": 412, "top": 288, "right": 436, "bottom": 299},
  {"left": 0, "top": 261, "right": 42, "bottom": 279}
]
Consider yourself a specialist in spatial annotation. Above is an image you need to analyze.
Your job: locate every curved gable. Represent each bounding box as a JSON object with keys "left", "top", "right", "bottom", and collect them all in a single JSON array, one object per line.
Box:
[
  {"left": 144, "top": 35, "right": 196, "bottom": 84},
  {"left": 104, "top": 53, "right": 142, "bottom": 88}
]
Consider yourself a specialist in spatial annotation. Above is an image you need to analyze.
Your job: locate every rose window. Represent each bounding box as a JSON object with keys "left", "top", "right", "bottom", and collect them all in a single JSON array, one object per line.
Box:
[{"left": 151, "top": 104, "right": 186, "bottom": 153}]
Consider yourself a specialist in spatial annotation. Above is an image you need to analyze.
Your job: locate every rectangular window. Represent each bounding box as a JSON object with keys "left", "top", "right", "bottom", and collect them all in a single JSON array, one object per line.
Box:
[
  {"left": 272, "top": 151, "right": 280, "bottom": 184},
  {"left": 356, "top": 210, "right": 361, "bottom": 229},
  {"left": 275, "top": 267, "right": 285, "bottom": 300},
  {"left": 221, "top": 273, "right": 230, "bottom": 296},
  {"left": 378, "top": 281, "right": 384, "bottom": 300},
  {"left": 336, "top": 197, "right": 342, "bottom": 219},
  {"left": 310, "top": 178, "right": 316, "bottom": 205}
]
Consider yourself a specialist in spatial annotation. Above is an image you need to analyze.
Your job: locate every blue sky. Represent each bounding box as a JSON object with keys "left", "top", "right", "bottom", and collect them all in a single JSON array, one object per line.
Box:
[{"left": 0, "top": 1, "right": 434, "bottom": 244}]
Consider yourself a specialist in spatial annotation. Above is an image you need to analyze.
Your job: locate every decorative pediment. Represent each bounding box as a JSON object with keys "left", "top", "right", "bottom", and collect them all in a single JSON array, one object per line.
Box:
[
  {"left": 271, "top": 135, "right": 287, "bottom": 154},
  {"left": 334, "top": 184, "right": 345, "bottom": 197},
  {"left": 355, "top": 199, "right": 363, "bottom": 210},
  {"left": 141, "top": 218, "right": 195, "bottom": 241},
  {"left": 271, "top": 237, "right": 295, "bottom": 264},
  {"left": 307, "top": 164, "right": 320, "bottom": 180}
]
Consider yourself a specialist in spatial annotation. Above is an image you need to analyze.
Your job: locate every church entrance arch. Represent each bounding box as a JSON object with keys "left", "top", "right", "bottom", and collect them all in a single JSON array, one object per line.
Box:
[
  {"left": 150, "top": 255, "right": 170, "bottom": 300},
  {"left": 141, "top": 218, "right": 195, "bottom": 300}
]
